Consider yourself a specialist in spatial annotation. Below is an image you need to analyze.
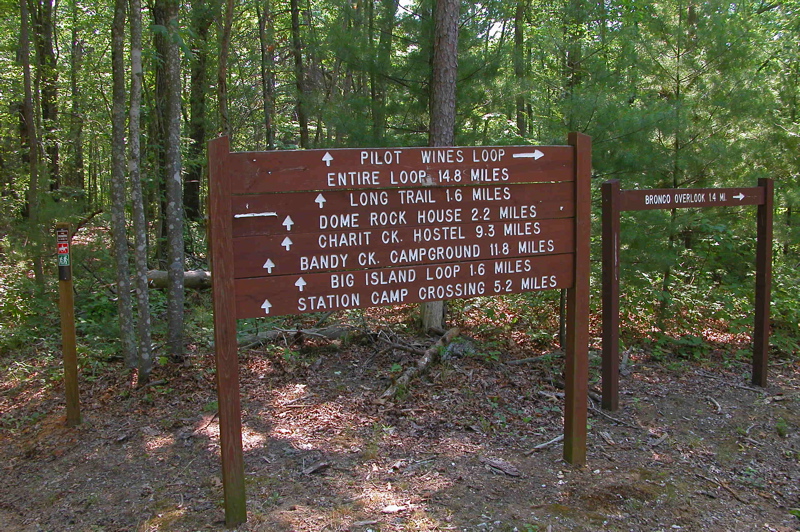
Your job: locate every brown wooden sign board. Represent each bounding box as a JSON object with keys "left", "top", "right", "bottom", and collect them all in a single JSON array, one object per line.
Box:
[
  {"left": 208, "top": 135, "right": 592, "bottom": 526},
  {"left": 231, "top": 182, "right": 575, "bottom": 237},
  {"left": 601, "top": 180, "right": 774, "bottom": 412}
]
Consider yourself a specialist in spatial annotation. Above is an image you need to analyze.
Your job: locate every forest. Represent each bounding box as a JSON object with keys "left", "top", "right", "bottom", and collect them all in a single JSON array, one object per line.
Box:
[{"left": 0, "top": 0, "right": 799, "bottom": 530}]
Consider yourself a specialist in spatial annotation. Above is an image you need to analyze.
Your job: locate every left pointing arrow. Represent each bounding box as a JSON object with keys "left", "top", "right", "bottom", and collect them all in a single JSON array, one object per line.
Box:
[
  {"left": 295, "top": 277, "right": 307, "bottom": 292},
  {"left": 281, "top": 237, "right": 293, "bottom": 251},
  {"left": 261, "top": 299, "right": 272, "bottom": 314},
  {"left": 263, "top": 258, "right": 275, "bottom": 273}
]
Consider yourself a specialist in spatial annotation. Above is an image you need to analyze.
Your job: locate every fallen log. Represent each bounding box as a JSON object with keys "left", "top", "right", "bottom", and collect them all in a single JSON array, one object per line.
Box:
[
  {"left": 382, "top": 327, "right": 460, "bottom": 398},
  {"left": 147, "top": 270, "right": 211, "bottom": 290}
]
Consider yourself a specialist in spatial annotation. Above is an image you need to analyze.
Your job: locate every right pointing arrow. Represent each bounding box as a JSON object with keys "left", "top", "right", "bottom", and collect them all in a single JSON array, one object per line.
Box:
[
  {"left": 512, "top": 150, "right": 545, "bottom": 160},
  {"left": 733, "top": 193, "right": 745, "bottom": 201}
]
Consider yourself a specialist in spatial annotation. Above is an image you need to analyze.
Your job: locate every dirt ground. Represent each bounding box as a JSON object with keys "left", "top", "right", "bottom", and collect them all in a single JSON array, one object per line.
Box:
[{"left": 1, "top": 313, "right": 798, "bottom": 531}]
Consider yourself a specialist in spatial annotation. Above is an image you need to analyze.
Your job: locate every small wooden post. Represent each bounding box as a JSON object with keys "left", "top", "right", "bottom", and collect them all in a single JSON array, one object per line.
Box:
[
  {"left": 208, "top": 137, "right": 247, "bottom": 526},
  {"left": 753, "top": 178, "right": 773, "bottom": 387},
  {"left": 601, "top": 180, "right": 621, "bottom": 411},
  {"left": 56, "top": 223, "right": 80, "bottom": 427},
  {"left": 564, "top": 132, "right": 591, "bottom": 466}
]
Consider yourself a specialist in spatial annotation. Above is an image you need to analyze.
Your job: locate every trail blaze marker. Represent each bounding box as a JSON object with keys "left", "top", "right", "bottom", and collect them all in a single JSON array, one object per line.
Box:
[
  {"left": 601, "top": 179, "right": 774, "bottom": 412},
  {"left": 208, "top": 135, "right": 592, "bottom": 526}
]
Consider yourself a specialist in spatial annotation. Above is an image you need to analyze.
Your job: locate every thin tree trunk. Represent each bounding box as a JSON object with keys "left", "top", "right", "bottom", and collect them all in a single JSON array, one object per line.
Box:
[
  {"left": 421, "top": 0, "right": 459, "bottom": 331},
  {"left": 256, "top": 0, "right": 275, "bottom": 150},
  {"left": 19, "top": 0, "right": 44, "bottom": 286},
  {"left": 30, "top": 0, "right": 59, "bottom": 192},
  {"left": 130, "top": 0, "right": 153, "bottom": 382},
  {"left": 290, "top": 0, "right": 309, "bottom": 148},
  {"left": 186, "top": 0, "right": 212, "bottom": 221},
  {"left": 111, "top": 0, "right": 137, "bottom": 368},
  {"left": 372, "top": 0, "right": 398, "bottom": 142},
  {"left": 218, "top": 0, "right": 233, "bottom": 137},
  {"left": 152, "top": 0, "right": 169, "bottom": 267},
  {"left": 164, "top": 0, "right": 185, "bottom": 359},
  {"left": 514, "top": 0, "right": 528, "bottom": 136},
  {"left": 67, "top": 0, "right": 85, "bottom": 193}
]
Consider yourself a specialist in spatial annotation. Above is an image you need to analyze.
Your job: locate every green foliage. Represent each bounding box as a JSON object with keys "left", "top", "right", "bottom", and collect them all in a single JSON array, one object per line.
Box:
[{"left": 650, "top": 333, "right": 710, "bottom": 362}]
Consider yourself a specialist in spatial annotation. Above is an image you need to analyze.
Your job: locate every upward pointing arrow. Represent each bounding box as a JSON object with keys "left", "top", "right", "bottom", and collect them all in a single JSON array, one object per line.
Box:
[
  {"left": 262, "top": 258, "right": 275, "bottom": 273},
  {"left": 295, "top": 277, "right": 307, "bottom": 292},
  {"left": 733, "top": 193, "right": 745, "bottom": 201},
  {"left": 283, "top": 216, "right": 294, "bottom": 231},
  {"left": 315, "top": 193, "right": 327, "bottom": 208},
  {"left": 261, "top": 299, "right": 272, "bottom": 315},
  {"left": 281, "top": 237, "right": 293, "bottom": 251},
  {"left": 322, "top": 152, "right": 334, "bottom": 166}
]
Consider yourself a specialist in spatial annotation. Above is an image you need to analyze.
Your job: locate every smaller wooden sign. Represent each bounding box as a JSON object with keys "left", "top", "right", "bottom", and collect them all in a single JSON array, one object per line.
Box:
[{"left": 601, "top": 181, "right": 773, "bottom": 412}]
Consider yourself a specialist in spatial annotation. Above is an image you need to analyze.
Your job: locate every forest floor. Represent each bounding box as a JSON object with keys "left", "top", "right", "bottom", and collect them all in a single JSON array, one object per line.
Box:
[{"left": 1, "top": 306, "right": 799, "bottom": 532}]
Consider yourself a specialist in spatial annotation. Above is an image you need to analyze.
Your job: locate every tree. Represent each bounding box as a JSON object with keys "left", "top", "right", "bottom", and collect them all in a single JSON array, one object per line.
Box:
[
  {"left": 421, "top": 0, "right": 460, "bottom": 331},
  {"left": 256, "top": 0, "right": 276, "bottom": 150},
  {"left": 18, "top": 0, "right": 44, "bottom": 287},
  {"left": 185, "top": 0, "right": 214, "bottom": 221},
  {"left": 130, "top": 0, "right": 153, "bottom": 381},
  {"left": 111, "top": 0, "right": 136, "bottom": 369},
  {"left": 162, "top": 0, "right": 185, "bottom": 359},
  {"left": 290, "top": 0, "right": 309, "bottom": 148}
]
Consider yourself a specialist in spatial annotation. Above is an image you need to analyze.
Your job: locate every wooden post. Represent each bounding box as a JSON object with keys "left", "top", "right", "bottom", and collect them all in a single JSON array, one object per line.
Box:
[
  {"left": 601, "top": 180, "right": 621, "bottom": 411},
  {"left": 208, "top": 137, "right": 247, "bottom": 526},
  {"left": 564, "top": 132, "right": 591, "bottom": 465},
  {"left": 753, "top": 178, "right": 773, "bottom": 387},
  {"left": 56, "top": 223, "right": 80, "bottom": 427}
]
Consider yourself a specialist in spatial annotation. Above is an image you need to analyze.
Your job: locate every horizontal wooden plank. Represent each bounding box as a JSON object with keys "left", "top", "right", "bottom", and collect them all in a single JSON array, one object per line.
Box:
[
  {"left": 222, "top": 145, "right": 574, "bottom": 194},
  {"left": 235, "top": 254, "right": 574, "bottom": 318},
  {"left": 620, "top": 187, "right": 765, "bottom": 211},
  {"left": 231, "top": 182, "right": 574, "bottom": 237},
  {"left": 233, "top": 218, "right": 574, "bottom": 278}
]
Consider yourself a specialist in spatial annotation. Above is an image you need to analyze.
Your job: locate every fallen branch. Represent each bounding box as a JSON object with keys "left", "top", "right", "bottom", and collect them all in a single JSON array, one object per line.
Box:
[
  {"left": 525, "top": 434, "right": 564, "bottom": 455},
  {"left": 382, "top": 328, "right": 460, "bottom": 398},
  {"left": 147, "top": 269, "right": 211, "bottom": 290}
]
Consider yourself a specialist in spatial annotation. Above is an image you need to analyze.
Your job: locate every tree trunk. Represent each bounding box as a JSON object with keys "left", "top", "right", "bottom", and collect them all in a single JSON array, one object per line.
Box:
[
  {"left": 111, "top": 0, "right": 137, "bottom": 368},
  {"left": 152, "top": 0, "right": 169, "bottom": 268},
  {"left": 218, "top": 0, "right": 234, "bottom": 137},
  {"left": 30, "top": 0, "right": 59, "bottom": 192},
  {"left": 421, "top": 0, "right": 459, "bottom": 331},
  {"left": 186, "top": 0, "right": 212, "bottom": 221},
  {"left": 130, "top": 0, "right": 153, "bottom": 382},
  {"left": 66, "top": 0, "right": 85, "bottom": 193},
  {"left": 514, "top": 0, "right": 528, "bottom": 137},
  {"left": 18, "top": 0, "right": 44, "bottom": 287},
  {"left": 256, "top": 0, "right": 275, "bottom": 150},
  {"left": 163, "top": 0, "right": 185, "bottom": 359},
  {"left": 372, "top": 0, "right": 398, "bottom": 143},
  {"left": 290, "top": 0, "right": 309, "bottom": 148}
]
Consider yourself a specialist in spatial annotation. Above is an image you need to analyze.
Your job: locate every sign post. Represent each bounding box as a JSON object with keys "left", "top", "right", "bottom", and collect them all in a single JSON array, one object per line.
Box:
[
  {"left": 56, "top": 223, "right": 80, "bottom": 427},
  {"left": 601, "top": 180, "right": 774, "bottom": 411},
  {"left": 208, "top": 136, "right": 591, "bottom": 525}
]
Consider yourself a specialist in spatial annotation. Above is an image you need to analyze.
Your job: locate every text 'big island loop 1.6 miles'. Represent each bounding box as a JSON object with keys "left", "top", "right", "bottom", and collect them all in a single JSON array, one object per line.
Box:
[{"left": 226, "top": 145, "right": 577, "bottom": 318}]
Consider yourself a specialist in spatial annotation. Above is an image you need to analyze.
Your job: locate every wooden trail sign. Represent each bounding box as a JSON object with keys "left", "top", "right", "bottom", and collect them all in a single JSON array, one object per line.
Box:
[
  {"left": 601, "top": 179, "right": 774, "bottom": 412},
  {"left": 208, "top": 134, "right": 592, "bottom": 526}
]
